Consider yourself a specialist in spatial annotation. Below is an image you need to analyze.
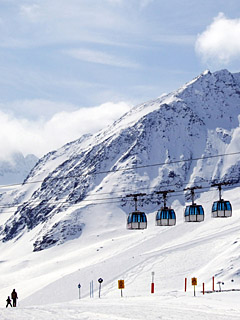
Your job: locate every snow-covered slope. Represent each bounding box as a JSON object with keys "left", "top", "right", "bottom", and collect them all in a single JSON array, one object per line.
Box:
[
  {"left": 0, "top": 69, "right": 240, "bottom": 315},
  {"left": 0, "top": 188, "right": 240, "bottom": 319},
  {"left": 1, "top": 69, "right": 240, "bottom": 250}
]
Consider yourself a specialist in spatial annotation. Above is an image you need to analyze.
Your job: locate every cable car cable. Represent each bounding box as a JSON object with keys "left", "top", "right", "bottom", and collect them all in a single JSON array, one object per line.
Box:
[{"left": 0, "top": 150, "right": 240, "bottom": 189}]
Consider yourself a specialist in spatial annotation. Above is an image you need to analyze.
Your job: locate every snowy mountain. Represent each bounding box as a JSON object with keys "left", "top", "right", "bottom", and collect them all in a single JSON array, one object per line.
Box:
[
  {"left": 1, "top": 69, "right": 240, "bottom": 250},
  {"left": 0, "top": 69, "right": 240, "bottom": 313},
  {"left": 0, "top": 152, "right": 38, "bottom": 185}
]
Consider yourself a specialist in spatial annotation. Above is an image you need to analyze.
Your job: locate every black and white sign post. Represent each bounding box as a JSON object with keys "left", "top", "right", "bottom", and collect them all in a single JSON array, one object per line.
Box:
[
  {"left": 98, "top": 278, "right": 103, "bottom": 298},
  {"left": 78, "top": 283, "right": 81, "bottom": 299},
  {"left": 217, "top": 281, "right": 224, "bottom": 292}
]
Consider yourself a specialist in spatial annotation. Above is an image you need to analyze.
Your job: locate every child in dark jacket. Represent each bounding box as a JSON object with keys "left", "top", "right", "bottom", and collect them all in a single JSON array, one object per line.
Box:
[{"left": 6, "top": 296, "right": 12, "bottom": 308}]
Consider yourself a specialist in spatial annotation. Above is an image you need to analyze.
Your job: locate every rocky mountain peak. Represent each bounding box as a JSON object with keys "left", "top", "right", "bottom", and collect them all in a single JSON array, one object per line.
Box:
[{"left": 0, "top": 69, "right": 240, "bottom": 251}]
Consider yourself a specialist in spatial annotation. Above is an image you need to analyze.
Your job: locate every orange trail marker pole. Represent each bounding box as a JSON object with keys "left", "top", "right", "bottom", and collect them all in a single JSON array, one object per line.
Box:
[
  {"left": 185, "top": 278, "right": 187, "bottom": 292},
  {"left": 212, "top": 276, "right": 215, "bottom": 291},
  {"left": 191, "top": 277, "right": 197, "bottom": 297},
  {"left": 118, "top": 280, "right": 125, "bottom": 297},
  {"left": 203, "top": 283, "right": 205, "bottom": 295}
]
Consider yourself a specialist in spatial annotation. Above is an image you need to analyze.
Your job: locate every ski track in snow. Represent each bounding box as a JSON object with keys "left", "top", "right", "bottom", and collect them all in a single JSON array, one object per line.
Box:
[{"left": 1, "top": 294, "right": 240, "bottom": 319}]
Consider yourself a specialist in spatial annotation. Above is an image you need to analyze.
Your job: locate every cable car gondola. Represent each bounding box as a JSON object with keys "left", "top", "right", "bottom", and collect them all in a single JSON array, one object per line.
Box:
[
  {"left": 211, "top": 183, "right": 232, "bottom": 218},
  {"left": 126, "top": 193, "right": 147, "bottom": 230},
  {"left": 184, "top": 187, "right": 204, "bottom": 222},
  {"left": 155, "top": 190, "right": 176, "bottom": 226}
]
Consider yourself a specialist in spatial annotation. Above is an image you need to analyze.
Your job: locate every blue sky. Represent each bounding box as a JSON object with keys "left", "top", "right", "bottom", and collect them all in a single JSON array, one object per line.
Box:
[{"left": 1, "top": 0, "right": 240, "bottom": 158}]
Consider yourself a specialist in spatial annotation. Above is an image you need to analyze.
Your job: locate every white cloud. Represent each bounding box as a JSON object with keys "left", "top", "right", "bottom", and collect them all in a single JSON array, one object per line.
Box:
[
  {"left": 65, "top": 49, "right": 139, "bottom": 68},
  {"left": 0, "top": 101, "right": 132, "bottom": 160},
  {"left": 195, "top": 13, "right": 240, "bottom": 64},
  {"left": 5, "top": 0, "right": 134, "bottom": 48}
]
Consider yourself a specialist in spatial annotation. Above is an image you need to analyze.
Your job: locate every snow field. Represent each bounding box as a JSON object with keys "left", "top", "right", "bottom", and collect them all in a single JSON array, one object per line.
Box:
[
  {"left": 0, "top": 188, "right": 239, "bottom": 319},
  {"left": 0, "top": 293, "right": 240, "bottom": 319}
]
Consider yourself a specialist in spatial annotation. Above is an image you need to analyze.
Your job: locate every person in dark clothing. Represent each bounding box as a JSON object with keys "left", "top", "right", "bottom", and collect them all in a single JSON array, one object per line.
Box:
[
  {"left": 11, "top": 289, "right": 18, "bottom": 307},
  {"left": 6, "top": 296, "right": 12, "bottom": 308}
]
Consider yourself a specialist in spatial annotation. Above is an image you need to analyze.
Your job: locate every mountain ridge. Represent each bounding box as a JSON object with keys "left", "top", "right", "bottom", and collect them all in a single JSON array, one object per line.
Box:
[{"left": 0, "top": 69, "right": 240, "bottom": 252}]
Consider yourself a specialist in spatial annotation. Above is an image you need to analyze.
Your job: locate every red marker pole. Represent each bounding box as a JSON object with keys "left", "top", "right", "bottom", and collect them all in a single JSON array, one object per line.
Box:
[
  {"left": 151, "top": 282, "right": 154, "bottom": 294},
  {"left": 185, "top": 278, "right": 187, "bottom": 292},
  {"left": 212, "top": 276, "right": 215, "bottom": 292},
  {"left": 151, "top": 272, "right": 155, "bottom": 294},
  {"left": 203, "top": 283, "right": 205, "bottom": 295}
]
